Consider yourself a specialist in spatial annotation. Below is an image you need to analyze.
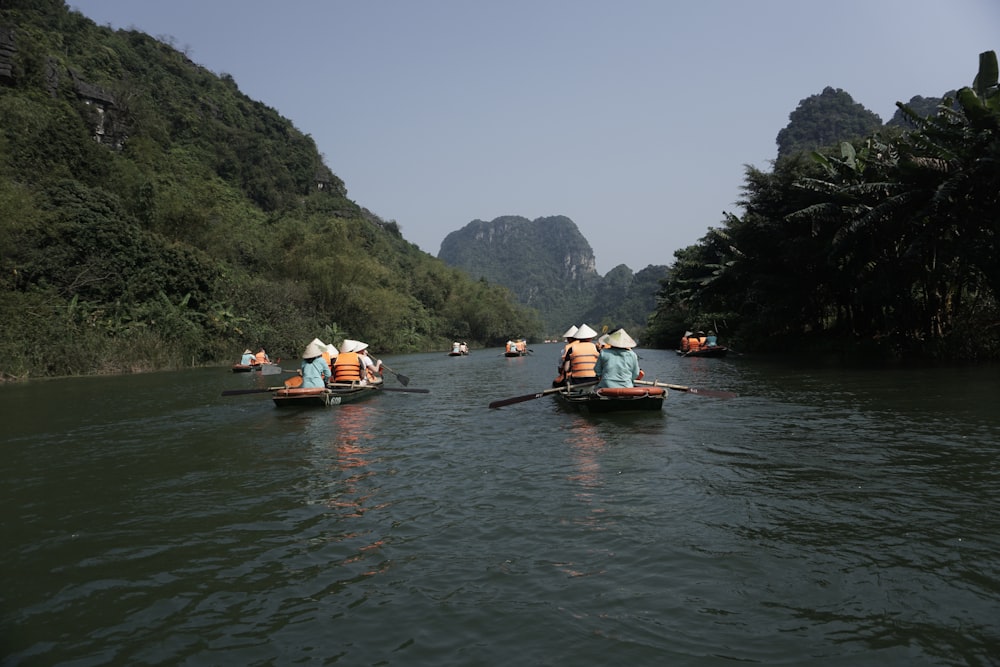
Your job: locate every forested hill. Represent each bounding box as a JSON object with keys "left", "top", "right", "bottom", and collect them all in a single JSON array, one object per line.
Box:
[
  {"left": 438, "top": 215, "right": 668, "bottom": 336},
  {"left": 646, "top": 51, "right": 1000, "bottom": 360},
  {"left": 0, "top": 1, "right": 540, "bottom": 379}
]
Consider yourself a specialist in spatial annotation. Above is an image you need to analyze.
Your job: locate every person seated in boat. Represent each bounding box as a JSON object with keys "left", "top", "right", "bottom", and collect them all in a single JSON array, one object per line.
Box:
[
  {"left": 516, "top": 339, "right": 527, "bottom": 353},
  {"left": 459, "top": 342, "right": 469, "bottom": 354},
  {"left": 334, "top": 340, "right": 381, "bottom": 385},
  {"left": 239, "top": 349, "right": 255, "bottom": 365},
  {"left": 705, "top": 331, "right": 718, "bottom": 347},
  {"left": 696, "top": 331, "right": 708, "bottom": 349},
  {"left": 682, "top": 331, "right": 703, "bottom": 353},
  {"left": 505, "top": 339, "right": 517, "bottom": 354},
  {"left": 333, "top": 339, "right": 365, "bottom": 384},
  {"left": 679, "top": 331, "right": 693, "bottom": 353},
  {"left": 560, "top": 323, "right": 600, "bottom": 386},
  {"left": 354, "top": 341, "right": 383, "bottom": 383},
  {"left": 254, "top": 347, "right": 271, "bottom": 365},
  {"left": 300, "top": 340, "right": 331, "bottom": 388},
  {"left": 307, "top": 337, "right": 328, "bottom": 369},
  {"left": 552, "top": 325, "right": 579, "bottom": 386},
  {"left": 322, "top": 342, "right": 338, "bottom": 372},
  {"left": 595, "top": 328, "right": 642, "bottom": 388}
]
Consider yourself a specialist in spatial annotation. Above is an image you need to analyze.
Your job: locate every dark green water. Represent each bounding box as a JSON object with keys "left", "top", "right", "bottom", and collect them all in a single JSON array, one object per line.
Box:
[{"left": 2, "top": 348, "right": 999, "bottom": 665}]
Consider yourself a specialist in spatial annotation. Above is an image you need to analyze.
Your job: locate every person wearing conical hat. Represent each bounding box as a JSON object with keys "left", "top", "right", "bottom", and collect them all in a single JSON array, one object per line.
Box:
[
  {"left": 560, "top": 323, "right": 600, "bottom": 386},
  {"left": 333, "top": 339, "right": 364, "bottom": 383},
  {"left": 595, "top": 328, "right": 642, "bottom": 388},
  {"left": 240, "top": 349, "right": 255, "bottom": 365},
  {"left": 300, "top": 340, "right": 331, "bottom": 388},
  {"left": 353, "top": 340, "right": 383, "bottom": 384},
  {"left": 551, "top": 325, "right": 580, "bottom": 387}
]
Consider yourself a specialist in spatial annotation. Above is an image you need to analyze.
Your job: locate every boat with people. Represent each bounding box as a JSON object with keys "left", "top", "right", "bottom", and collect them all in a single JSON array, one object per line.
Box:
[
  {"left": 232, "top": 347, "right": 283, "bottom": 372},
  {"left": 448, "top": 341, "right": 470, "bottom": 356},
  {"left": 554, "top": 385, "right": 666, "bottom": 413},
  {"left": 231, "top": 361, "right": 284, "bottom": 373},
  {"left": 272, "top": 378, "right": 384, "bottom": 408},
  {"left": 676, "top": 330, "right": 729, "bottom": 358},
  {"left": 504, "top": 338, "right": 528, "bottom": 357}
]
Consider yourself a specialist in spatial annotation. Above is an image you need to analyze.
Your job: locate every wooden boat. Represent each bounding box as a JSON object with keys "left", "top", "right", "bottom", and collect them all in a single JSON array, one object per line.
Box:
[
  {"left": 503, "top": 350, "right": 527, "bottom": 357},
  {"left": 272, "top": 379, "right": 383, "bottom": 408},
  {"left": 232, "top": 362, "right": 283, "bottom": 374},
  {"left": 554, "top": 385, "right": 666, "bottom": 413},
  {"left": 676, "top": 346, "right": 729, "bottom": 358},
  {"left": 448, "top": 350, "right": 469, "bottom": 356}
]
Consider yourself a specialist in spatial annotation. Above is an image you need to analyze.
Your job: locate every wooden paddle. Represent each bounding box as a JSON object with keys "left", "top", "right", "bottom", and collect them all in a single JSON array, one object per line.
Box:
[
  {"left": 221, "top": 386, "right": 287, "bottom": 396},
  {"left": 380, "top": 363, "right": 410, "bottom": 386},
  {"left": 636, "top": 379, "right": 737, "bottom": 399},
  {"left": 488, "top": 381, "right": 598, "bottom": 409}
]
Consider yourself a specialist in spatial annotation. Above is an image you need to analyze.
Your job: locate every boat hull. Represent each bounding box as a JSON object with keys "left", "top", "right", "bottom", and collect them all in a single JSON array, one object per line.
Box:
[
  {"left": 271, "top": 381, "right": 382, "bottom": 408},
  {"left": 555, "top": 386, "right": 665, "bottom": 413},
  {"left": 232, "top": 363, "right": 258, "bottom": 373}
]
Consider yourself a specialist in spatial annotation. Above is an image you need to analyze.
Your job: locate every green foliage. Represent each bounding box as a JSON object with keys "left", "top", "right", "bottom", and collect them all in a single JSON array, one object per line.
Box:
[
  {"left": 776, "top": 87, "right": 884, "bottom": 160},
  {"left": 0, "top": 3, "right": 536, "bottom": 378},
  {"left": 649, "top": 51, "right": 1000, "bottom": 360}
]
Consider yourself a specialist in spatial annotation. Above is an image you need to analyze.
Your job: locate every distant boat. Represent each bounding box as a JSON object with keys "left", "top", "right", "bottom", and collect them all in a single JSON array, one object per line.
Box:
[{"left": 504, "top": 339, "right": 528, "bottom": 357}]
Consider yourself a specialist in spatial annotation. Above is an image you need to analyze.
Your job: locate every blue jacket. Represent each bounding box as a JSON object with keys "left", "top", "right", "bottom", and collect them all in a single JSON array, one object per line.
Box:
[
  {"left": 300, "top": 356, "right": 331, "bottom": 388},
  {"left": 594, "top": 348, "right": 640, "bottom": 388}
]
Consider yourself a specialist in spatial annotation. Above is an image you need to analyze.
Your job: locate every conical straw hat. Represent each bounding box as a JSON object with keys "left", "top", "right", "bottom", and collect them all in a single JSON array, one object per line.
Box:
[{"left": 606, "top": 329, "right": 637, "bottom": 349}]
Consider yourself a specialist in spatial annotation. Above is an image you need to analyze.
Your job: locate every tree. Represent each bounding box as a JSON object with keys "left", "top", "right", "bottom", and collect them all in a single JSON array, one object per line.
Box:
[{"left": 776, "top": 87, "right": 883, "bottom": 160}]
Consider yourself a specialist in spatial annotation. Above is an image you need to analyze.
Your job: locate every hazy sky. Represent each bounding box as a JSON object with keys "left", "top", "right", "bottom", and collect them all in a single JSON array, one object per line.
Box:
[{"left": 69, "top": 0, "right": 998, "bottom": 274}]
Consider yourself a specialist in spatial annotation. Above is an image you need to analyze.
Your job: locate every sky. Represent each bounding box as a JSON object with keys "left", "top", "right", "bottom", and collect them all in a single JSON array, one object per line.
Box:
[{"left": 68, "top": 1, "right": 999, "bottom": 274}]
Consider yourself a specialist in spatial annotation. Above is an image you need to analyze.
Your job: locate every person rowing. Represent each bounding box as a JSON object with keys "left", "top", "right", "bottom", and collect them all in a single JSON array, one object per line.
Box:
[
  {"left": 334, "top": 339, "right": 383, "bottom": 385},
  {"left": 300, "top": 340, "right": 331, "bottom": 388},
  {"left": 556, "top": 323, "right": 600, "bottom": 387},
  {"left": 594, "top": 328, "right": 644, "bottom": 388}
]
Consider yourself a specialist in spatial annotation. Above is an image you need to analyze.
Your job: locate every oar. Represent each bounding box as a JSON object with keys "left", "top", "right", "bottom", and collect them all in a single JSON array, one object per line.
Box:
[
  {"left": 636, "top": 379, "right": 737, "bottom": 399},
  {"left": 380, "top": 364, "right": 410, "bottom": 386},
  {"left": 488, "top": 381, "right": 598, "bottom": 409},
  {"left": 260, "top": 364, "right": 285, "bottom": 375},
  {"left": 221, "top": 386, "right": 287, "bottom": 396}
]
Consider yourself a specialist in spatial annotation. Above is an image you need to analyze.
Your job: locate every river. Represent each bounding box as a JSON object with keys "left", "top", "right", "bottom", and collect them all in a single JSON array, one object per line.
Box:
[{"left": 2, "top": 346, "right": 998, "bottom": 666}]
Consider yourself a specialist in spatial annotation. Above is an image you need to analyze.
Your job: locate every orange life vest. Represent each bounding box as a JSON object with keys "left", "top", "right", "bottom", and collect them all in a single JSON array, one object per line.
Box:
[
  {"left": 333, "top": 351, "right": 363, "bottom": 382},
  {"left": 566, "top": 340, "right": 600, "bottom": 378},
  {"left": 254, "top": 351, "right": 268, "bottom": 364}
]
